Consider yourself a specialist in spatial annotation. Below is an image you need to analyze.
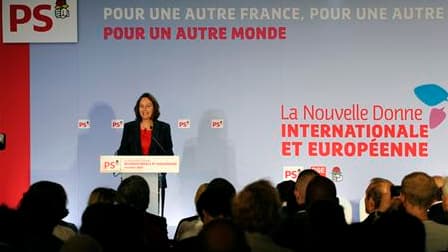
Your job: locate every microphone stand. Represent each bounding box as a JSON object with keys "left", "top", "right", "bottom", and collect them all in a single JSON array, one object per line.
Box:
[
  {"left": 158, "top": 173, "right": 167, "bottom": 217},
  {"left": 152, "top": 135, "right": 169, "bottom": 217}
]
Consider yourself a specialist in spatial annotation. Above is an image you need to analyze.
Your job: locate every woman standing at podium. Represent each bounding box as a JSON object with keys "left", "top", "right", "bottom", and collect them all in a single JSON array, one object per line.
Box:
[
  {"left": 117, "top": 92, "right": 174, "bottom": 156},
  {"left": 116, "top": 92, "right": 174, "bottom": 218}
]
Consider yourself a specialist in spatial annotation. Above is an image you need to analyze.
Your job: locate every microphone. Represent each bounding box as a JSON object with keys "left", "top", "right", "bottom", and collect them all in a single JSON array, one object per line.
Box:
[
  {"left": 152, "top": 135, "right": 168, "bottom": 189},
  {"left": 152, "top": 135, "right": 168, "bottom": 155}
]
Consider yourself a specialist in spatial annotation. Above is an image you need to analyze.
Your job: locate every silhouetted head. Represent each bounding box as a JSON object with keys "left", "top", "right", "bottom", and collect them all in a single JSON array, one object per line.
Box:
[
  {"left": 233, "top": 179, "right": 281, "bottom": 233},
  {"left": 305, "top": 175, "right": 338, "bottom": 209},
  {"left": 18, "top": 181, "right": 69, "bottom": 233},
  {"left": 88, "top": 187, "right": 116, "bottom": 206},
  {"left": 116, "top": 175, "right": 150, "bottom": 211},
  {"left": 198, "top": 218, "right": 250, "bottom": 252},
  {"left": 196, "top": 178, "right": 236, "bottom": 221}
]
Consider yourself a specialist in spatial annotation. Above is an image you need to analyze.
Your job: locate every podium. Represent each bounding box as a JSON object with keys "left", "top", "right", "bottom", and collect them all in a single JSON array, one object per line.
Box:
[{"left": 100, "top": 155, "right": 179, "bottom": 216}]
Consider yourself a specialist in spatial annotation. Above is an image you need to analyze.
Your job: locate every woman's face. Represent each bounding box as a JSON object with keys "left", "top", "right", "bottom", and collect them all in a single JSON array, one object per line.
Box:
[{"left": 139, "top": 97, "right": 154, "bottom": 120}]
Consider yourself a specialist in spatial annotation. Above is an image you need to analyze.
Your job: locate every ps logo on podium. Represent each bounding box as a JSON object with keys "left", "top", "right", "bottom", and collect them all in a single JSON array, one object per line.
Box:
[
  {"left": 100, "top": 156, "right": 121, "bottom": 173},
  {"left": 103, "top": 160, "right": 119, "bottom": 170}
]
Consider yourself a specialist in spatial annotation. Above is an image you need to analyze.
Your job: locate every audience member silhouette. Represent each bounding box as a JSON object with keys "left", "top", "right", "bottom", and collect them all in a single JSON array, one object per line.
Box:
[
  {"left": 428, "top": 175, "right": 448, "bottom": 224},
  {"left": 52, "top": 220, "right": 78, "bottom": 242},
  {"left": 0, "top": 204, "right": 22, "bottom": 252},
  {"left": 87, "top": 187, "right": 117, "bottom": 206},
  {"left": 276, "top": 180, "right": 298, "bottom": 220},
  {"left": 198, "top": 178, "right": 236, "bottom": 223},
  {"left": 174, "top": 177, "right": 236, "bottom": 252},
  {"left": 80, "top": 202, "right": 145, "bottom": 252},
  {"left": 294, "top": 169, "right": 320, "bottom": 212},
  {"left": 60, "top": 234, "right": 103, "bottom": 252},
  {"left": 174, "top": 182, "right": 208, "bottom": 241},
  {"left": 441, "top": 177, "right": 448, "bottom": 223},
  {"left": 232, "top": 179, "right": 292, "bottom": 252},
  {"left": 197, "top": 218, "right": 251, "bottom": 252},
  {"left": 303, "top": 175, "right": 349, "bottom": 252},
  {"left": 75, "top": 187, "right": 119, "bottom": 251},
  {"left": 272, "top": 169, "right": 319, "bottom": 250},
  {"left": 401, "top": 171, "right": 448, "bottom": 252},
  {"left": 362, "top": 177, "right": 393, "bottom": 224},
  {"left": 17, "top": 180, "right": 69, "bottom": 252},
  {"left": 374, "top": 208, "right": 425, "bottom": 252},
  {"left": 116, "top": 175, "right": 170, "bottom": 252}
]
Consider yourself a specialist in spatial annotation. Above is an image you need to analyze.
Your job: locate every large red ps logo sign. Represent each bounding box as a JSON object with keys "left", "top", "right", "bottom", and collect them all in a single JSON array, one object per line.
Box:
[
  {"left": 2, "top": 0, "right": 78, "bottom": 43},
  {"left": 9, "top": 4, "right": 53, "bottom": 32}
]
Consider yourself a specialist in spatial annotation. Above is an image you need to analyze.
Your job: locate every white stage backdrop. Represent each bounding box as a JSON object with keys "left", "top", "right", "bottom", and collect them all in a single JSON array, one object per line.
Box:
[{"left": 29, "top": 0, "right": 448, "bottom": 231}]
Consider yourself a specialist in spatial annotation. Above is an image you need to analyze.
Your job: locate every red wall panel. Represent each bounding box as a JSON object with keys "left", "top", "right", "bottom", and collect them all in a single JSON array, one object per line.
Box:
[{"left": 0, "top": 2, "right": 30, "bottom": 207}]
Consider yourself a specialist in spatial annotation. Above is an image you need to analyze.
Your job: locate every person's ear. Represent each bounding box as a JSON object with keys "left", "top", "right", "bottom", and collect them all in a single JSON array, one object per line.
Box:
[
  {"left": 365, "top": 197, "right": 375, "bottom": 213},
  {"left": 202, "top": 210, "right": 213, "bottom": 224}
]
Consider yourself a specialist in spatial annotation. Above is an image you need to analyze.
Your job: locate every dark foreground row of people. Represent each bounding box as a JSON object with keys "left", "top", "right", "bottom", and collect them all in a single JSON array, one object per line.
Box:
[{"left": 1, "top": 170, "right": 448, "bottom": 252}]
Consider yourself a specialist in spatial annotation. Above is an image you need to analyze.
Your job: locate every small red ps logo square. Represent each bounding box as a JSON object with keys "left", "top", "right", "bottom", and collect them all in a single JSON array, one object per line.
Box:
[
  {"left": 178, "top": 119, "right": 191, "bottom": 129},
  {"left": 211, "top": 119, "right": 224, "bottom": 129},
  {"left": 111, "top": 120, "right": 124, "bottom": 129},
  {"left": 78, "top": 119, "right": 90, "bottom": 129}
]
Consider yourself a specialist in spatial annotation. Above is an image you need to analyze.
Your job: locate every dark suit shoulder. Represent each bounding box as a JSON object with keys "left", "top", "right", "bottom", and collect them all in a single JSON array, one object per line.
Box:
[
  {"left": 124, "top": 120, "right": 139, "bottom": 128},
  {"left": 145, "top": 212, "right": 167, "bottom": 225},
  {"left": 178, "top": 215, "right": 199, "bottom": 223},
  {"left": 174, "top": 235, "right": 200, "bottom": 252}
]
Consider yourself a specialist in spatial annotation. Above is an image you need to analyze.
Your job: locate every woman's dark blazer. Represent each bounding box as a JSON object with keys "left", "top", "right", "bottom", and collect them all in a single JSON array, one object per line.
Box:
[{"left": 116, "top": 120, "right": 174, "bottom": 156}]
